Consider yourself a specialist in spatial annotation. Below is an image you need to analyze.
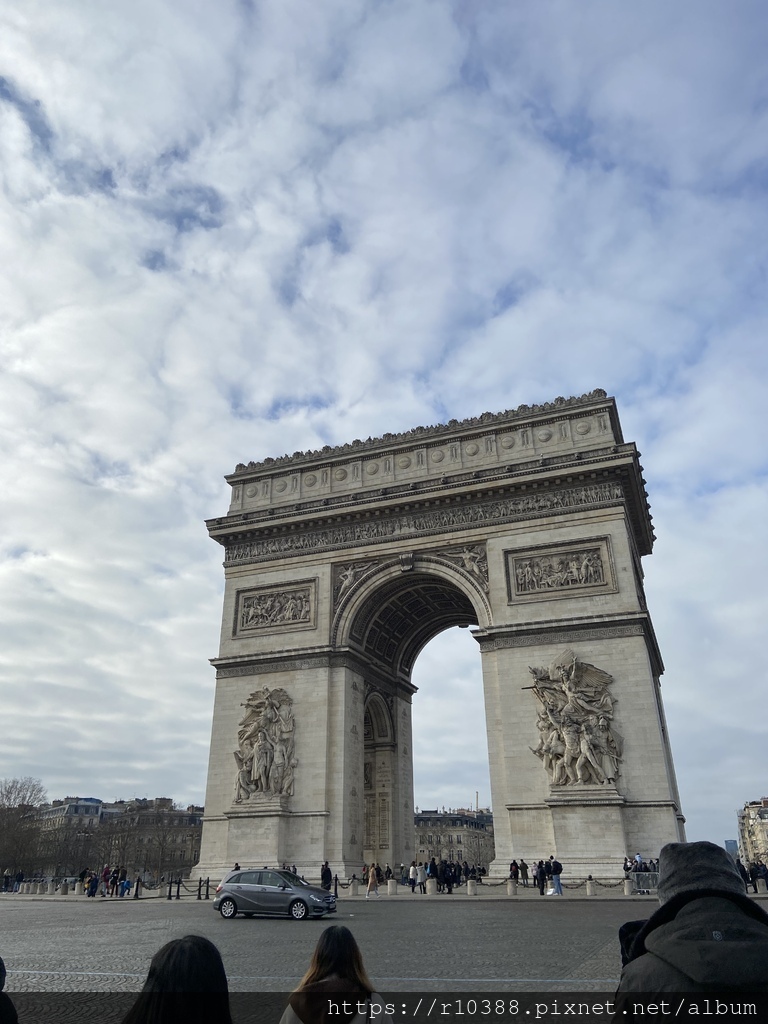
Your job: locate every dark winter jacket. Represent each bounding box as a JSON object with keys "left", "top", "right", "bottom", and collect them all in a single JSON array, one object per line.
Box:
[{"left": 617, "top": 841, "right": 768, "bottom": 993}]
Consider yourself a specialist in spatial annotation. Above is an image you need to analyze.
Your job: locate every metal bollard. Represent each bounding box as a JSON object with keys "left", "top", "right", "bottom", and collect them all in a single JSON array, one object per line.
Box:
[
  {"left": 166, "top": 879, "right": 173, "bottom": 901},
  {"left": 175, "top": 878, "right": 181, "bottom": 900},
  {"left": 205, "top": 877, "right": 210, "bottom": 900},
  {"left": 334, "top": 874, "right": 338, "bottom": 898},
  {"left": 197, "top": 878, "right": 203, "bottom": 900},
  {"left": 133, "top": 877, "right": 141, "bottom": 900}
]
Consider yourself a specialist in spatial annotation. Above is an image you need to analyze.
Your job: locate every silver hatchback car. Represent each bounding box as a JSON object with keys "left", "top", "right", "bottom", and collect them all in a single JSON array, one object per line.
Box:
[{"left": 213, "top": 868, "right": 337, "bottom": 921}]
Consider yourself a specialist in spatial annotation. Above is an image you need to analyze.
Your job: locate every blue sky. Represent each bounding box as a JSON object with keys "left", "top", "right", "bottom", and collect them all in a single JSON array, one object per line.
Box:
[{"left": 1, "top": 0, "right": 766, "bottom": 852}]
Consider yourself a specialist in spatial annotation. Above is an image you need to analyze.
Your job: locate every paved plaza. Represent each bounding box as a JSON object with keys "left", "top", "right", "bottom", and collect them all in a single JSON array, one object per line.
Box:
[{"left": 1, "top": 888, "right": 648, "bottom": 994}]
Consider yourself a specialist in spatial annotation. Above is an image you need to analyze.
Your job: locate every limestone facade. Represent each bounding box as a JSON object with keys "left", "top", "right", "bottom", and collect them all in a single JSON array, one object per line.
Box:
[
  {"left": 195, "top": 389, "right": 685, "bottom": 881},
  {"left": 737, "top": 798, "right": 768, "bottom": 867},
  {"left": 414, "top": 808, "right": 495, "bottom": 871}
]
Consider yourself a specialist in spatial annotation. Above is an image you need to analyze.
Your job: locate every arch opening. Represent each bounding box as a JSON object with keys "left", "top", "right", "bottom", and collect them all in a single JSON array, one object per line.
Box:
[
  {"left": 352, "top": 571, "right": 486, "bottom": 869},
  {"left": 348, "top": 571, "right": 479, "bottom": 682}
]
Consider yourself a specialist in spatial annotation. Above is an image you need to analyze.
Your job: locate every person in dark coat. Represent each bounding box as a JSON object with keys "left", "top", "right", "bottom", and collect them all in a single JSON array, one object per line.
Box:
[
  {"left": 320, "top": 862, "right": 332, "bottom": 891},
  {"left": 616, "top": 841, "right": 768, "bottom": 994},
  {"left": 0, "top": 956, "right": 18, "bottom": 1024},
  {"left": 536, "top": 860, "right": 547, "bottom": 895}
]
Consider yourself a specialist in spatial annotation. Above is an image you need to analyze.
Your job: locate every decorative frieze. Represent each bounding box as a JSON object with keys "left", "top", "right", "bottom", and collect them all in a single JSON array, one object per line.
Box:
[
  {"left": 505, "top": 537, "right": 616, "bottom": 603},
  {"left": 225, "top": 481, "right": 625, "bottom": 565},
  {"left": 233, "top": 580, "right": 317, "bottom": 635}
]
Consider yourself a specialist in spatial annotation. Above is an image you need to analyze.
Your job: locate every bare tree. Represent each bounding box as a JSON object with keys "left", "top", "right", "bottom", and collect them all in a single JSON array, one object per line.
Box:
[{"left": 0, "top": 777, "right": 48, "bottom": 874}]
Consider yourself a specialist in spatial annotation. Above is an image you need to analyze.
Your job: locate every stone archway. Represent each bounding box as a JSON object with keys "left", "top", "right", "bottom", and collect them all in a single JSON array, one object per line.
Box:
[{"left": 196, "top": 390, "right": 685, "bottom": 881}]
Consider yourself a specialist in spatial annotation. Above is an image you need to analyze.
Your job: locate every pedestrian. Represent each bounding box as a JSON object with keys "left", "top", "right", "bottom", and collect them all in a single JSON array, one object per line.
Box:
[
  {"left": 417, "top": 862, "right": 427, "bottom": 894},
  {"left": 548, "top": 855, "right": 563, "bottom": 895},
  {"left": 366, "top": 863, "right": 380, "bottom": 900},
  {"left": 409, "top": 861, "right": 417, "bottom": 893},
  {"left": 616, "top": 841, "right": 768, "bottom": 994},
  {"left": 121, "top": 934, "right": 232, "bottom": 1024},
  {"left": 519, "top": 859, "right": 529, "bottom": 886},
  {"left": 279, "top": 925, "right": 393, "bottom": 1024},
  {"left": 736, "top": 858, "right": 750, "bottom": 892},
  {"left": 320, "top": 862, "right": 332, "bottom": 891},
  {"left": 536, "top": 860, "right": 547, "bottom": 895},
  {"left": 0, "top": 955, "right": 19, "bottom": 1024}
]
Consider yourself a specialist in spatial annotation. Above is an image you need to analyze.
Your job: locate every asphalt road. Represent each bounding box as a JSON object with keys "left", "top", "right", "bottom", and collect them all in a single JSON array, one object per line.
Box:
[{"left": 0, "top": 891, "right": 639, "bottom": 993}]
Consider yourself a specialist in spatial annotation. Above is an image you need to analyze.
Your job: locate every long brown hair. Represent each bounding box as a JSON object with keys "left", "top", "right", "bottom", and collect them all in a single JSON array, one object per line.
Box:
[{"left": 296, "top": 925, "right": 374, "bottom": 994}]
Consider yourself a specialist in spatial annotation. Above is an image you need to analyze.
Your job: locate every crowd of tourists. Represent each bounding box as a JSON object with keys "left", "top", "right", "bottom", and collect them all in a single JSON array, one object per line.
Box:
[
  {"left": 509, "top": 856, "right": 563, "bottom": 894},
  {"left": 350, "top": 859, "right": 488, "bottom": 895}
]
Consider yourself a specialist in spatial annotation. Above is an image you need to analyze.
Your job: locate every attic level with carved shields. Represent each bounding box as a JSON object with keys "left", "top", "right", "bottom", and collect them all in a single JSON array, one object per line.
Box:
[{"left": 194, "top": 390, "right": 685, "bottom": 882}]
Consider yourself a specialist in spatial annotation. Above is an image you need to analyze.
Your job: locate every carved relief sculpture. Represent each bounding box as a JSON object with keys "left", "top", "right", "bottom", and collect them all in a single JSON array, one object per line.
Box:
[
  {"left": 333, "top": 559, "right": 382, "bottom": 606},
  {"left": 226, "top": 482, "right": 625, "bottom": 564},
  {"left": 525, "top": 650, "right": 622, "bottom": 787},
  {"left": 440, "top": 545, "right": 489, "bottom": 592},
  {"left": 516, "top": 548, "right": 603, "bottom": 592},
  {"left": 506, "top": 539, "right": 615, "bottom": 603},
  {"left": 240, "top": 588, "right": 310, "bottom": 628},
  {"left": 233, "top": 686, "right": 297, "bottom": 803},
  {"left": 234, "top": 581, "right": 316, "bottom": 635}
]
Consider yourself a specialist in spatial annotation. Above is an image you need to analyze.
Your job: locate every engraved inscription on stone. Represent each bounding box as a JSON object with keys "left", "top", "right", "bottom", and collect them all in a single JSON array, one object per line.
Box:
[
  {"left": 506, "top": 538, "right": 615, "bottom": 603},
  {"left": 234, "top": 581, "right": 316, "bottom": 634},
  {"left": 233, "top": 686, "right": 297, "bottom": 803},
  {"left": 525, "top": 650, "right": 623, "bottom": 787},
  {"left": 378, "top": 795, "right": 390, "bottom": 849}
]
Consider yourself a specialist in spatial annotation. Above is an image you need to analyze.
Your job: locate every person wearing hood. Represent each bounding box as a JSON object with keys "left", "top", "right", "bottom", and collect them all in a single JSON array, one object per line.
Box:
[
  {"left": 616, "top": 841, "right": 768, "bottom": 993},
  {"left": 279, "top": 925, "right": 392, "bottom": 1024}
]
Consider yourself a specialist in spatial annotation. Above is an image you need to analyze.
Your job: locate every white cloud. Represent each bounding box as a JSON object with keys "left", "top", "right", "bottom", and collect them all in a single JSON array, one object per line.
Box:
[{"left": 0, "top": 1, "right": 766, "bottom": 856}]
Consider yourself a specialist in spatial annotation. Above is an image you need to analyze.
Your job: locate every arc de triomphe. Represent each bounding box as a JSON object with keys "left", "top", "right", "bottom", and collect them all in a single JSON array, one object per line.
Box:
[{"left": 195, "top": 389, "right": 685, "bottom": 880}]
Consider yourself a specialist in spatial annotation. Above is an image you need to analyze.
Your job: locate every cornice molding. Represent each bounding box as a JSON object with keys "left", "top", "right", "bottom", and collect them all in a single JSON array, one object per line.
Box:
[{"left": 227, "top": 389, "right": 612, "bottom": 477}]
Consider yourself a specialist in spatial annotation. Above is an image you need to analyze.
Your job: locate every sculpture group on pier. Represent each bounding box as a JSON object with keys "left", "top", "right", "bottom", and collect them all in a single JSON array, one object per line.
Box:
[
  {"left": 527, "top": 650, "right": 622, "bottom": 786},
  {"left": 233, "top": 687, "right": 297, "bottom": 802}
]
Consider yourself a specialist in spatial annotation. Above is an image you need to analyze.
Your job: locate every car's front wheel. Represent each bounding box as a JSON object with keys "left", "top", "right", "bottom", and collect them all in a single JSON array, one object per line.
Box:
[
  {"left": 289, "top": 900, "right": 308, "bottom": 920},
  {"left": 219, "top": 898, "right": 238, "bottom": 919}
]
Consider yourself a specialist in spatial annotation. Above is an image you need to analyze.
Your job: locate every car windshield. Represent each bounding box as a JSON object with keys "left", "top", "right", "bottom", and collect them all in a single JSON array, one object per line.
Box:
[{"left": 279, "top": 871, "right": 308, "bottom": 887}]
